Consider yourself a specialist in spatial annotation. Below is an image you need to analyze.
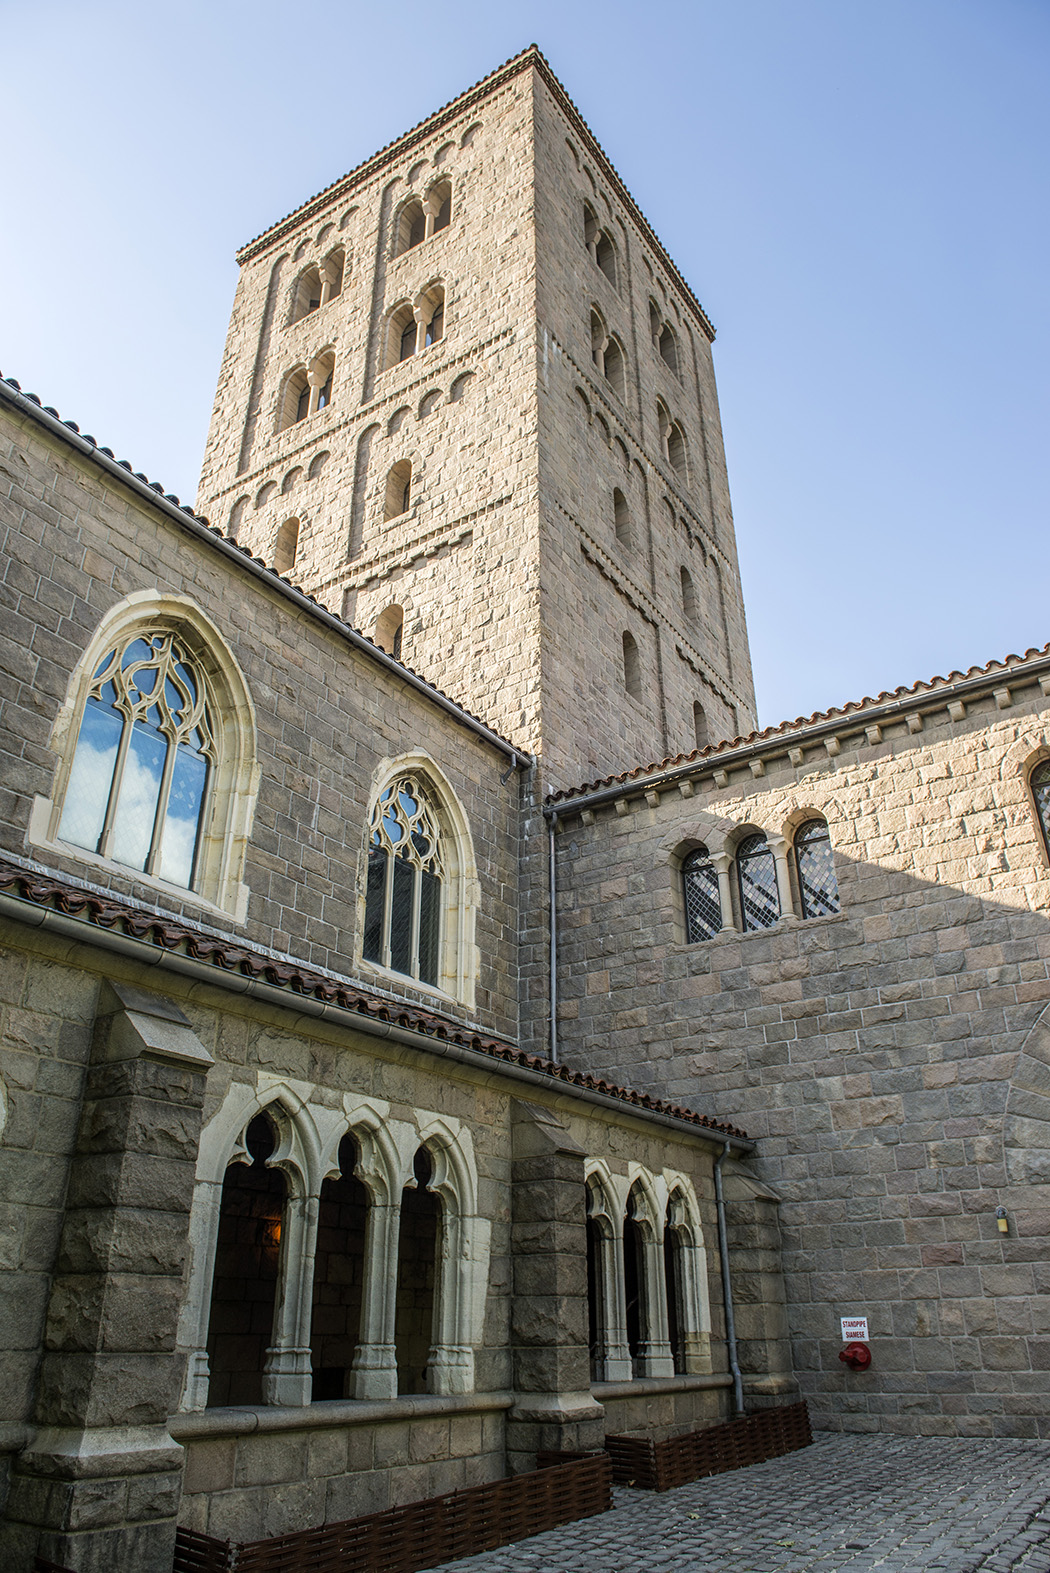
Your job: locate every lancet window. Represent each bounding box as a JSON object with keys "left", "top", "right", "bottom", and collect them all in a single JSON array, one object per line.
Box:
[
  {"left": 363, "top": 778, "right": 444, "bottom": 986},
  {"left": 58, "top": 630, "right": 214, "bottom": 890}
]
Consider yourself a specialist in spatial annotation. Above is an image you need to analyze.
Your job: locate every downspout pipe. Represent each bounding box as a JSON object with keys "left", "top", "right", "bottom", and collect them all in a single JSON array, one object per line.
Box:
[
  {"left": 548, "top": 810, "right": 558, "bottom": 1062},
  {"left": 714, "top": 1140, "right": 745, "bottom": 1417}
]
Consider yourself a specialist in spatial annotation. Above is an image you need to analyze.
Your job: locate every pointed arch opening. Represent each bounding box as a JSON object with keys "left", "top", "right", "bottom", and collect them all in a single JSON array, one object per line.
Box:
[
  {"left": 395, "top": 1145, "right": 441, "bottom": 1394},
  {"left": 310, "top": 1132, "right": 369, "bottom": 1401}
]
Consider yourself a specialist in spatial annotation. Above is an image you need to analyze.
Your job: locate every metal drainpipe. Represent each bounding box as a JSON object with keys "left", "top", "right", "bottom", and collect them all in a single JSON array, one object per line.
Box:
[
  {"left": 714, "top": 1141, "right": 745, "bottom": 1416},
  {"left": 548, "top": 811, "right": 558, "bottom": 1062}
]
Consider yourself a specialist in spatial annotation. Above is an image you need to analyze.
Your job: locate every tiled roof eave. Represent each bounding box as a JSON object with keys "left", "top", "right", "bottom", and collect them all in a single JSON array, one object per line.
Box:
[
  {"left": 547, "top": 644, "right": 1050, "bottom": 811},
  {"left": 0, "top": 860, "right": 750, "bottom": 1146}
]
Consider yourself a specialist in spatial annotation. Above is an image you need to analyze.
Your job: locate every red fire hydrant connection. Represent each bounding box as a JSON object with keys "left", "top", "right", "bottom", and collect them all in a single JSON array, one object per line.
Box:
[{"left": 839, "top": 1341, "right": 872, "bottom": 1371}]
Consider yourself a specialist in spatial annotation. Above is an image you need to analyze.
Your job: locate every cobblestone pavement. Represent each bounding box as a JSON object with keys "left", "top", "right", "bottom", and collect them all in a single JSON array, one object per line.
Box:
[{"left": 427, "top": 1436, "right": 1050, "bottom": 1573}]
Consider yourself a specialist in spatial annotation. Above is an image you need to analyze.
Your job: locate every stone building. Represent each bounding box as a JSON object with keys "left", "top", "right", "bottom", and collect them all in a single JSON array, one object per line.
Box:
[{"left": 0, "top": 39, "right": 1047, "bottom": 1573}]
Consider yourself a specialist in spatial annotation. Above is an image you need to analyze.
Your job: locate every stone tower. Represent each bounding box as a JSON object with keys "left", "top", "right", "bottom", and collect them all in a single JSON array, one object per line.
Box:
[{"left": 197, "top": 46, "right": 756, "bottom": 792}]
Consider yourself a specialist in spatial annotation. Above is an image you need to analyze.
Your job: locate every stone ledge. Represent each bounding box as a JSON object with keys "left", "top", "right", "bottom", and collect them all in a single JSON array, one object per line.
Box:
[
  {"left": 168, "top": 1391, "right": 514, "bottom": 1442},
  {"left": 592, "top": 1374, "right": 732, "bottom": 1401}
]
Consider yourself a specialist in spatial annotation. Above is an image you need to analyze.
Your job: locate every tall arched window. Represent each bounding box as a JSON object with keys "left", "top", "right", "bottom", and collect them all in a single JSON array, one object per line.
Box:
[
  {"left": 622, "top": 631, "right": 641, "bottom": 699},
  {"left": 603, "top": 336, "right": 625, "bottom": 398},
  {"left": 272, "top": 517, "right": 299, "bottom": 575},
  {"left": 363, "top": 777, "right": 443, "bottom": 986},
  {"left": 384, "top": 460, "right": 413, "bottom": 520},
  {"left": 613, "top": 488, "right": 632, "bottom": 546},
  {"left": 395, "top": 1146, "right": 441, "bottom": 1394},
  {"left": 794, "top": 818, "right": 840, "bottom": 918},
  {"left": 692, "top": 701, "right": 708, "bottom": 752},
  {"left": 659, "top": 324, "right": 678, "bottom": 374},
  {"left": 290, "top": 266, "right": 322, "bottom": 322},
  {"left": 623, "top": 1189, "right": 648, "bottom": 1377},
  {"left": 281, "top": 367, "right": 310, "bottom": 430},
  {"left": 205, "top": 1112, "right": 285, "bottom": 1407},
  {"left": 58, "top": 630, "right": 214, "bottom": 890},
  {"left": 735, "top": 833, "right": 780, "bottom": 931},
  {"left": 667, "top": 421, "right": 687, "bottom": 479},
  {"left": 683, "top": 845, "right": 721, "bottom": 942},
  {"left": 680, "top": 565, "right": 697, "bottom": 621},
  {"left": 310, "top": 1133, "right": 368, "bottom": 1402},
  {"left": 663, "top": 1199, "right": 686, "bottom": 1375},
  {"left": 1031, "top": 761, "right": 1050, "bottom": 858}
]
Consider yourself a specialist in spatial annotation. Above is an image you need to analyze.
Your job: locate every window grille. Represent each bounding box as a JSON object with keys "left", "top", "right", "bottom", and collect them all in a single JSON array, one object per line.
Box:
[
  {"left": 794, "top": 818, "right": 840, "bottom": 918},
  {"left": 683, "top": 846, "right": 720, "bottom": 942},
  {"left": 363, "top": 778, "right": 443, "bottom": 986},
  {"left": 735, "top": 833, "right": 779, "bottom": 931},
  {"left": 58, "top": 631, "right": 214, "bottom": 890},
  {"left": 1032, "top": 762, "right": 1050, "bottom": 857}
]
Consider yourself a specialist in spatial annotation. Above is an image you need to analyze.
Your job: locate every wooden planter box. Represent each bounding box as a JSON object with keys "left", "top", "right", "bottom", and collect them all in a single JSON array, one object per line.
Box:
[
  {"left": 604, "top": 1400, "right": 813, "bottom": 1491},
  {"left": 173, "top": 1451, "right": 611, "bottom": 1573}
]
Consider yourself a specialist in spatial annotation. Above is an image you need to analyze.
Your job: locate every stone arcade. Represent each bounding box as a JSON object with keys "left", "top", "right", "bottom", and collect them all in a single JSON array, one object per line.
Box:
[{"left": 0, "top": 43, "right": 1048, "bottom": 1573}]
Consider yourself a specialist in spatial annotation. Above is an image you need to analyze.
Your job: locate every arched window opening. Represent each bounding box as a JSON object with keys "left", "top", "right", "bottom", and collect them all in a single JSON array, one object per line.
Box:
[
  {"left": 310, "top": 1133, "right": 369, "bottom": 1402},
  {"left": 586, "top": 1205, "right": 606, "bottom": 1383},
  {"left": 375, "top": 603, "right": 405, "bottom": 660},
  {"left": 395, "top": 1146, "right": 441, "bottom": 1394},
  {"left": 427, "top": 180, "right": 452, "bottom": 234},
  {"left": 323, "top": 247, "right": 345, "bottom": 301},
  {"left": 667, "top": 421, "right": 687, "bottom": 479},
  {"left": 683, "top": 844, "right": 721, "bottom": 943},
  {"left": 384, "top": 460, "right": 413, "bottom": 521},
  {"left": 622, "top": 631, "right": 641, "bottom": 700},
  {"left": 664, "top": 1202, "right": 687, "bottom": 1375},
  {"left": 280, "top": 367, "right": 310, "bottom": 430},
  {"left": 395, "top": 200, "right": 427, "bottom": 255},
  {"left": 422, "top": 288, "right": 445, "bottom": 348},
  {"left": 680, "top": 565, "right": 697, "bottom": 621},
  {"left": 205, "top": 1113, "right": 285, "bottom": 1407},
  {"left": 623, "top": 1188, "right": 648, "bottom": 1377},
  {"left": 603, "top": 337, "right": 625, "bottom": 398},
  {"left": 595, "top": 233, "right": 616, "bottom": 285},
  {"left": 736, "top": 833, "right": 780, "bottom": 932},
  {"left": 659, "top": 324, "right": 678, "bottom": 374},
  {"left": 57, "top": 630, "right": 214, "bottom": 890},
  {"left": 363, "top": 776, "right": 443, "bottom": 986},
  {"left": 649, "top": 300, "right": 662, "bottom": 342},
  {"left": 291, "top": 266, "right": 322, "bottom": 323},
  {"left": 314, "top": 354, "right": 334, "bottom": 411},
  {"left": 399, "top": 316, "right": 417, "bottom": 362},
  {"left": 794, "top": 818, "right": 840, "bottom": 918},
  {"left": 613, "top": 488, "right": 631, "bottom": 547},
  {"left": 692, "top": 701, "right": 708, "bottom": 752},
  {"left": 272, "top": 517, "right": 300, "bottom": 575},
  {"left": 583, "top": 202, "right": 599, "bottom": 251},
  {"left": 1031, "top": 761, "right": 1050, "bottom": 859},
  {"left": 590, "top": 309, "right": 606, "bottom": 374}
]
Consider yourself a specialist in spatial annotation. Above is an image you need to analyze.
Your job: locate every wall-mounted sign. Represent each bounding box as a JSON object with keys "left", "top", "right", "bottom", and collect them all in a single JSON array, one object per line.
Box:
[{"left": 841, "top": 1316, "right": 868, "bottom": 1342}]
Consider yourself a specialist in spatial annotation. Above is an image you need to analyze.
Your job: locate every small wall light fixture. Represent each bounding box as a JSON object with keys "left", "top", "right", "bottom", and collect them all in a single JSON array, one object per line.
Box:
[{"left": 996, "top": 1207, "right": 1009, "bottom": 1235}]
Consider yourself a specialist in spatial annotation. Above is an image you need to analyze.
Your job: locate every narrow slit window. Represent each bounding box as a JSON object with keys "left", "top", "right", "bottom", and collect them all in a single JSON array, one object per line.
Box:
[{"left": 622, "top": 631, "right": 641, "bottom": 699}]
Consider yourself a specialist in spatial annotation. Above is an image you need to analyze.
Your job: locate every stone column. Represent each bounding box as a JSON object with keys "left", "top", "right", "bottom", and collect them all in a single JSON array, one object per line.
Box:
[
  {"left": 711, "top": 852, "right": 737, "bottom": 934},
  {"left": 768, "top": 836, "right": 797, "bottom": 924},
  {"left": 598, "top": 1226, "right": 633, "bottom": 1381},
  {"left": 638, "top": 1232, "right": 675, "bottom": 1378},
  {"left": 262, "top": 1187, "right": 316, "bottom": 1407},
  {"left": 507, "top": 1102, "right": 604, "bottom": 1473},
  {"left": 350, "top": 1199, "right": 400, "bottom": 1400},
  {"left": 306, "top": 360, "right": 327, "bottom": 415},
  {"left": 0, "top": 982, "right": 212, "bottom": 1573}
]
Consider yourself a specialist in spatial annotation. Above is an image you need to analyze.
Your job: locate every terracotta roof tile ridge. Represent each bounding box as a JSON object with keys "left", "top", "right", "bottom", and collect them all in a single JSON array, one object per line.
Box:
[
  {"left": 0, "top": 372, "right": 523, "bottom": 756},
  {"left": 546, "top": 641, "right": 1050, "bottom": 804},
  {"left": 0, "top": 859, "right": 747, "bottom": 1139}
]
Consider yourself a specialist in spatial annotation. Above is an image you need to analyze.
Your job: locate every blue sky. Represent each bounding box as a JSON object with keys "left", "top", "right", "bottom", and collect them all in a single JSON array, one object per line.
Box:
[{"left": 2, "top": 0, "right": 1047, "bottom": 728}]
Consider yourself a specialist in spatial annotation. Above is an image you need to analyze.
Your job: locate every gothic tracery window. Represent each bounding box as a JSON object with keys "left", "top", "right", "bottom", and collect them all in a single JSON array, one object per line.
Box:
[
  {"left": 794, "top": 817, "right": 840, "bottom": 918},
  {"left": 683, "top": 845, "right": 721, "bottom": 943},
  {"left": 58, "top": 630, "right": 214, "bottom": 890},
  {"left": 363, "top": 778, "right": 444, "bottom": 986}
]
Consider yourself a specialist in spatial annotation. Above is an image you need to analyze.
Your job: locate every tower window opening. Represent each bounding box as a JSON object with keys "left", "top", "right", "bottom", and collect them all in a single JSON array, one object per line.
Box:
[
  {"left": 613, "top": 488, "right": 631, "bottom": 547},
  {"left": 680, "top": 565, "right": 697, "bottom": 621},
  {"left": 396, "top": 200, "right": 427, "bottom": 255},
  {"left": 692, "top": 701, "right": 708, "bottom": 752},
  {"left": 273, "top": 517, "right": 300, "bottom": 576},
  {"left": 603, "top": 336, "right": 625, "bottom": 398},
  {"left": 375, "top": 603, "right": 405, "bottom": 660},
  {"left": 428, "top": 180, "right": 452, "bottom": 234},
  {"left": 659, "top": 325, "right": 678, "bottom": 374},
  {"left": 735, "top": 833, "right": 780, "bottom": 932},
  {"left": 291, "top": 266, "right": 322, "bottom": 322},
  {"left": 425, "top": 302, "right": 444, "bottom": 347},
  {"left": 399, "top": 318, "right": 417, "bottom": 362},
  {"left": 622, "top": 630, "right": 641, "bottom": 700},
  {"left": 384, "top": 460, "right": 413, "bottom": 521}
]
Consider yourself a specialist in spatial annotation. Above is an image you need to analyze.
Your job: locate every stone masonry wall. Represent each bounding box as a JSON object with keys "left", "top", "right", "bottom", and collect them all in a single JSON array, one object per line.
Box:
[{"left": 553, "top": 668, "right": 1050, "bottom": 1436}]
